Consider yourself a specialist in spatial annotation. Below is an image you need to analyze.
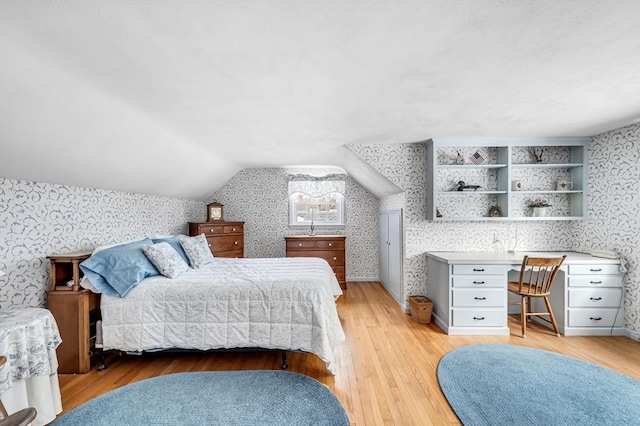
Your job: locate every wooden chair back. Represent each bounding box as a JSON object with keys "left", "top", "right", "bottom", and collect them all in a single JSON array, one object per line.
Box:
[{"left": 514, "top": 255, "right": 567, "bottom": 296}]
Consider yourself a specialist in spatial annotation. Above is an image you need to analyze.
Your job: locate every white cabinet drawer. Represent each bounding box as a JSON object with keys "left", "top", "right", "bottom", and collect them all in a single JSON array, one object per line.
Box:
[
  {"left": 452, "top": 309, "right": 505, "bottom": 327},
  {"left": 569, "top": 264, "right": 620, "bottom": 275},
  {"left": 452, "top": 288, "right": 504, "bottom": 307},
  {"left": 568, "top": 275, "right": 623, "bottom": 288},
  {"left": 452, "top": 265, "right": 504, "bottom": 275},
  {"left": 568, "top": 309, "right": 620, "bottom": 327},
  {"left": 568, "top": 289, "right": 622, "bottom": 308},
  {"left": 452, "top": 276, "right": 504, "bottom": 288}
]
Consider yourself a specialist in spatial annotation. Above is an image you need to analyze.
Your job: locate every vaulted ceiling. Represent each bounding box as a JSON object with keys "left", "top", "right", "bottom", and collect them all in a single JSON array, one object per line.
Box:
[{"left": 1, "top": 1, "right": 638, "bottom": 199}]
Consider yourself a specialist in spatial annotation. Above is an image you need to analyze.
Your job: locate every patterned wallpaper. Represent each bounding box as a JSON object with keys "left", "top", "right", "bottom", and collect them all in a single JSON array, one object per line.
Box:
[
  {"left": 0, "top": 179, "right": 204, "bottom": 309},
  {"left": 210, "top": 168, "right": 379, "bottom": 280},
  {"left": 348, "top": 125, "right": 640, "bottom": 335}
]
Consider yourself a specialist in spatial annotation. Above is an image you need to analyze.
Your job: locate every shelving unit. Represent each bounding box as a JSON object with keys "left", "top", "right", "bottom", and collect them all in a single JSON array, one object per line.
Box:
[{"left": 426, "top": 138, "right": 588, "bottom": 221}]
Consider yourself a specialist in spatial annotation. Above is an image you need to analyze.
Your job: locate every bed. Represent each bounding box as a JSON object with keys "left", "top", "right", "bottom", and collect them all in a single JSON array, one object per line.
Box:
[{"left": 79, "top": 236, "right": 345, "bottom": 374}]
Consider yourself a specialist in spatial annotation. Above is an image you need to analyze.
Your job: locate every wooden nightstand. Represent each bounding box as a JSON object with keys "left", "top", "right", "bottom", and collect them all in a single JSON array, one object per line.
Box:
[{"left": 46, "top": 253, "right": 101, "bottom": 373}]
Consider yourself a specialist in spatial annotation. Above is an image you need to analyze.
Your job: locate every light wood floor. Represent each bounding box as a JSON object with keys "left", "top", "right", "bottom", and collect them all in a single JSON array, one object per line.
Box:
[{"left": 58, "top": 281, "right": 640, "bottom": 425}]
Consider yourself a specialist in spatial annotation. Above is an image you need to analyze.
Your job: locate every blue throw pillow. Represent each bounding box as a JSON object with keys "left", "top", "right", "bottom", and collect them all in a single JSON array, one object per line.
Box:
[
  {"left": 80, "top": 238, "right": 159, "bottom": 298},
  {"left": 151, "top": 235, "right": 190, "bottom": 264}
]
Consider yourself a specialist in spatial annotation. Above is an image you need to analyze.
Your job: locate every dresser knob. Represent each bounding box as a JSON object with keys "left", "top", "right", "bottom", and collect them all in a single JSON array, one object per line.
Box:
[
  {"left": 234, "top": 241, "right": 238, "bottom": 245},
  {"left": 210, "top": 229, "right": 213, "bottom": 233},
  {"left": 299, "top": 243, "right": 302, "bottom": 246},
  {"left": 328, "top": 243, "right": 332, "bottom": 247},
  {"left": 232, "top": 228, "right": 236, "bottom": 231},
  {"left": 333, "top": 257, "right": 337, "bottom": 260},
  {"left": 208, "top": 244, "right": 211, "bottom": 247}
]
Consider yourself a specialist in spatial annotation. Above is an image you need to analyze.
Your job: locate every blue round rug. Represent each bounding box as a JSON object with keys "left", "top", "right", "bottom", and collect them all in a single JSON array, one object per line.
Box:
[
  {"left": 52, "top": 370, "right": 349, "bottom": 426},
  {"left": 437, "top": 344, "right": 640, "bottom": 426}
]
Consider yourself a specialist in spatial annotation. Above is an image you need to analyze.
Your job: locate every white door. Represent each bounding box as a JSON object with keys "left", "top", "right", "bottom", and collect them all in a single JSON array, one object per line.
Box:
[{"left": 379, "top": 211, "right": 402, "bottom": 304}]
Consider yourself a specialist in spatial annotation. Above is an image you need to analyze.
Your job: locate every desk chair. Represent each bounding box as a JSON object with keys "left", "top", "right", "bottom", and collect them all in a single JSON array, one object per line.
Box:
[
  {"left": 0, "top": 356, "right": 37, "bottom": 426},
  {"left": 508, "top": 255, "right": 567, "bottom": 338}
]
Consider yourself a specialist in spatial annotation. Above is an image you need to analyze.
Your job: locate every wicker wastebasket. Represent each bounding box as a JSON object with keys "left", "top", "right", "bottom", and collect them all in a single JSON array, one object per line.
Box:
[{"left": 409, "top": 296, "right": 433, "bottom": 324}]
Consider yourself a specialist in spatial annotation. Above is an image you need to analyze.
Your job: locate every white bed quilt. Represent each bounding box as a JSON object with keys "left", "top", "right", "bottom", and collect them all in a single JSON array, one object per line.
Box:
[{"left": 100, "top": 257, "right": 345, "bottom": 373}]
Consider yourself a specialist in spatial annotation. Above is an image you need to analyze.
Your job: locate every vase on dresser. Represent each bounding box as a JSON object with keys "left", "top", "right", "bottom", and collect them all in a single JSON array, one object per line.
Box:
[{"left": 532, "top": 207, "right": 549, "bottom": 217}]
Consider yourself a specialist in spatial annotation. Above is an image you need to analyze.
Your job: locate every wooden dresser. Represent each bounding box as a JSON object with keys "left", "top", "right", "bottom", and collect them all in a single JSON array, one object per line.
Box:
[
  {"left": 189, "top": 221, "right": 245, "bottom": 258},
  {"left": 285, "top": 235, "right": 346, "bottom": 290}
]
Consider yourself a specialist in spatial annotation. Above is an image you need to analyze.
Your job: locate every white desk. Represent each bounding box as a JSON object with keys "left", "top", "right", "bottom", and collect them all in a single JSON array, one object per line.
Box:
[
  {"left": 425, "top": 251, "right": 624, "bottom": 336},
  {"left": 0, "top": 308, "right": 63, "bottom": 425}
]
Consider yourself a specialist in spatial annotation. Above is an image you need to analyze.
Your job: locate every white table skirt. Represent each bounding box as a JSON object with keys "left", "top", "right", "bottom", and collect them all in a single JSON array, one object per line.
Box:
[
  {"left": 0, "top": 375, "right": 62, "bottom": 425},
  {"left": 0, "top": 308, "right": 63, "bottom": 425}
]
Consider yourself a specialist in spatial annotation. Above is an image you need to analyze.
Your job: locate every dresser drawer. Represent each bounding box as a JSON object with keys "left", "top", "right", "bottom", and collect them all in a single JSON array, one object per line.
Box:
[
  {"left": 332, "top": 266, "right": 345, "bottom": 283},
  {"left": 223, "top": 224, "right": 243, "bottom": 234},
  {"left": 315, "top": 240, "right": 345, "bottom": 249},
  {"left": 451, "top": 309, "right": 505, "bottom": 327},
  {"left": 286, "top": 240, "right": 317, "bottom": 249},
  {"left": 568, "top": 275, "right": 623, "bottom": 288},
  {"left": 568, "top": 264, "right": 620, "bottom": 275},
  {"left": 286, "top": 250, "right": 345, "bottom": 266},
  {"left": 568, "top": 309, "right": 620, "bottom": 327},
  {"left": 207, "top": 236, "right": 244, "bottom": 252},
  {"left": 453, "top": 265, "right": 504, "bottom": 275},
  {"left": 452, "top": 288, "right": 504, "bottom": 307},
  {"left": 214, "top": 249, "right": 244, "bottom": 258},
  {"left": 452, "top": 275, "right": 504, "bottom": 288},
  {"left": 198, "top": 225, "right": 224, "bottom": 235},
  {"left": 568, "top": 288, "right": 622, "bottom": 308}
]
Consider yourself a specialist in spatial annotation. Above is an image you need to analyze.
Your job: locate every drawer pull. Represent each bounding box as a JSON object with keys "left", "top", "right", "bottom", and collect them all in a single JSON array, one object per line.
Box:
[
  {"left": 589, "top": 316, "right": 602, "bottom": 321},
  {"left": 473, "top": 316, "right": 485, "bottom": 321},
  {"left": 589, "top": 297, "right": 602, "bottom": 301},
  {"left": 328, "top": 243, "right": 332, "bottom": 247},
  {"left": 333, "top": 257, "right": 337, "bottom": 260},
  {"left": 590, "top": 268, "right": 602, "bottom": 272},
  {"left": 208, "top": 244, "right": 211, "bottom": 247},
  {"left": 473, "top": 281, "right": 485, "bottom": 285},
  {"left": 210, "top": 229, "right": 213, "bottom": 232},
  {"left": 232, "top": 228, "right": 236, "bottom": 231},
  {"left": 473, "top": 268, "right": 485, "bottom": 272},
  {"left": 234, "top": 241, "right": 238, "bottom": 245},
  {"left": 299, "top": 243, "right": 303, "bottom": 246},
  {"left": 474, "top": 297, "right": 486, "bottom": 300},
  {"left": 590, "top": 281, "right": 603, "bottom": 284}
]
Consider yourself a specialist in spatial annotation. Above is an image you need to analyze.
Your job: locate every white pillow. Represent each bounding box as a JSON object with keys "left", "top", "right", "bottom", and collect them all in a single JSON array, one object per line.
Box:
[
  {"left": 142, "top": 242, "right": 190, "bottom": 278},
  {"left": 180, "top": 234, "right": 214, "bottom": 268}
]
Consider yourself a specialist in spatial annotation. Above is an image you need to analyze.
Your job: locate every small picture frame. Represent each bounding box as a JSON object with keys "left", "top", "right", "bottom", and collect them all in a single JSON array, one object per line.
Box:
[{"left": 207, "top": 202, "right": 224, "bottom": 222}]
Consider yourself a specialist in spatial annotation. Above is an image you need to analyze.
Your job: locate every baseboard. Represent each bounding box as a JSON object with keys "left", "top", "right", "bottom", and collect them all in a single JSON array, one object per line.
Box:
[
  {"left": 625, "top": 328, "right": 640, "bottom": 342},
  {"left": 346, "top": 276, "right": 379, "bottom": 282}
]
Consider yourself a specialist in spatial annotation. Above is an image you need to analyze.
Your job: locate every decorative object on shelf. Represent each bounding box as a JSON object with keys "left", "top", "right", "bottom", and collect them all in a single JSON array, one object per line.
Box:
[
  {"left": 456, "top": 180, "right": 481, "bottom": 191},
  {"left": 488, "top": 206, "right": 501, "bottom": 217},
  {"left": 556, "top": 180, "right": 573, "bottom": 190},
  {"left": 511, "top": 180, "right": 523, "bottom": 191},
  {"left": 206, "top": 202, "right": 224, "bottom": 222},
  {"left": 528, "top": 198, "right": 551, "bottom": 217},
  {"left": 529, "top": 147, "right": 546, "bottom": 163},
  {"left": 469, "top": 150, "right": 485, "bottom": 165},
  {"left": 436, "top": 208, "right": 443, "bottom": 218},
  {"left": 454, "top": 151, "right": 464, "bottom": 165}
]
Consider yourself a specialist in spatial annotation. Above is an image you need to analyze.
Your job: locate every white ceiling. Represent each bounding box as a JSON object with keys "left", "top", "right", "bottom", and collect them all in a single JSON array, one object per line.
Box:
[{"left": 1, "top": 0, "right": 639, "bottom": 200}]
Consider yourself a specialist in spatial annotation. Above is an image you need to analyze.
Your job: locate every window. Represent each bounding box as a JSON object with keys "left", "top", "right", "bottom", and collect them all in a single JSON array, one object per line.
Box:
[{"left": 288, "top": 173, "right": 345, "bottom": 229}]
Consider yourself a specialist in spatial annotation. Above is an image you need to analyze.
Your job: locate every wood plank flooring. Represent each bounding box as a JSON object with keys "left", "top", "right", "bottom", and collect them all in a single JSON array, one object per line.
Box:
[{"left": 58, "top": 281, "right": 640, "bottom": 425}]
